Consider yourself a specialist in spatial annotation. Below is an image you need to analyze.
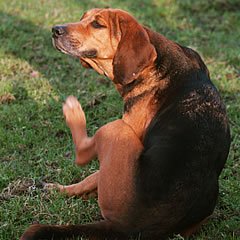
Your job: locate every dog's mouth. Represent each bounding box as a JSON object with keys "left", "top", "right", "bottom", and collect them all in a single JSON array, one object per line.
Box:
[
  {"left": 52, "top": 36, "right": 76, "bottom": 56},
  {"left": 79, "top": 49, "right": 97, "bottom": 58},
  {"left": 52, "top": 37, "right": 97, "bottom": 59},
  {"left": 52, "top": 38, "right": 69, "bottom": 55}
]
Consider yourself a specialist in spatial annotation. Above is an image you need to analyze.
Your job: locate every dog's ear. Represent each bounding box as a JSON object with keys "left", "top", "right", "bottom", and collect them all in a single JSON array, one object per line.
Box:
[{"left": 113, "top": 14, "right": 157, "bottom": 85}]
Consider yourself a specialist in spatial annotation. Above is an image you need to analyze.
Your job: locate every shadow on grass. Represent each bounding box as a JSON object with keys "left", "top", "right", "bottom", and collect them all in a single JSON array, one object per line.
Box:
[
  {"left": 1, "top": 0, "right": 239, "bottom": 76},
  {"left": 174, "top": 1, "right": 240, "bottom": 68},
  {"left": 0, "top": 2, "right": 239, "bottom": 125},
  {"left": 0, "top": 11, "right": 88, "bottom": 92},
  {"left": 0, "top": 2, "right": 239, "bottom": 114}
]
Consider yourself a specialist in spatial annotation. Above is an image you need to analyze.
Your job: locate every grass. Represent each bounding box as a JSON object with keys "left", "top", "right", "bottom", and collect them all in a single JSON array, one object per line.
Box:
[{"left": 0, "top": 0, "right": 239, "bottom": 239}]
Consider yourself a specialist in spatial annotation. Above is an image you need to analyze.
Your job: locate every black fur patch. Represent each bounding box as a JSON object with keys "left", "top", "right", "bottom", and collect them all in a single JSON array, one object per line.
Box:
[
  {"left": 121, "top": 77, "right": 144, "bottom": 97},
  {"left": 124, "top": 87, "right": 157, "bottom": 112}
]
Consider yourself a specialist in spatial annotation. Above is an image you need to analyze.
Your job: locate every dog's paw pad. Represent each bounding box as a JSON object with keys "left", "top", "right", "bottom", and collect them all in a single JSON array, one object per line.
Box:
[{"left": 65, "top": 96, "right": 81, "bottom": 109}]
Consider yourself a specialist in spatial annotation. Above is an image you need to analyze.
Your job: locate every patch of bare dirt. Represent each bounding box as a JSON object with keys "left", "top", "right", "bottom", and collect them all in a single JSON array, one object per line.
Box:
[
  {"left": 0, "top": 93, "right": 16, "bottom": 104},
  {"left": 0, "top": 178, "right": 42, "bottom": 200}
]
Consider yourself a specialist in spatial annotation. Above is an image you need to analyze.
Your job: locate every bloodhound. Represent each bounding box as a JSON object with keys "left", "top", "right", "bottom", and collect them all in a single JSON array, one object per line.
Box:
[{"left": 21, "top": 8, "right": 230, "bottom": 240}]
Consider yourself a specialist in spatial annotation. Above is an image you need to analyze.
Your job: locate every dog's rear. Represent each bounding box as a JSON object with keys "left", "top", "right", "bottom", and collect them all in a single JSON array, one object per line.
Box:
[{"left": 136, "top": 45, "right": 230, "bottom": 236}]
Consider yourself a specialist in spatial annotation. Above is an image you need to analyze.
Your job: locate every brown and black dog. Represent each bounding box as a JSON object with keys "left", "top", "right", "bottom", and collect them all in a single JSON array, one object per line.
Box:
[{"left": 21, "top": 8, "right": 230, "bottom": 240}]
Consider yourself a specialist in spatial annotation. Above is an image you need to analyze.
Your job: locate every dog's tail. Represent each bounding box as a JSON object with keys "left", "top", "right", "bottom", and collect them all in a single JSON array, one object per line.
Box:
[{"left": 20, "top": 221, "right": 130, "bottom": 240}]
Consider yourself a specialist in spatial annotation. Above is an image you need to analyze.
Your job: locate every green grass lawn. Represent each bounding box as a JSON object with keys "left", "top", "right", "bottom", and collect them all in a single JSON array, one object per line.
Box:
[{"left": 0, "top": 0, "right": 239, "bottom": 239}]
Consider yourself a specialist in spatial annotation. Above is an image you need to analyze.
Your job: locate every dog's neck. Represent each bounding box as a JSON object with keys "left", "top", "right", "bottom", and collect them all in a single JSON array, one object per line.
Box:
[
  {"left": 82, "top": 58, "right": 114, "bottom": 80},
  {"left": 120, "top": 67, "right": 169, "bottom": 141},
  {"left": 82, "top": 59, "right": 161, "bottom": 140}
]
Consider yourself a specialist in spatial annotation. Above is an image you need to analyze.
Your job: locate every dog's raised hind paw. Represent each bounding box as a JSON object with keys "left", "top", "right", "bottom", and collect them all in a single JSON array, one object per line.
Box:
[{"left": 63, "top": 96, "right": 86, "bottom": 130}]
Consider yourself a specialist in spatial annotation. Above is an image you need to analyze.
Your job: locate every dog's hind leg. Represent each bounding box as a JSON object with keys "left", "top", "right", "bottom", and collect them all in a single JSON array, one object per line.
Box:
[
  {"left": 63, "top": 96, "right": 97, "bottom": 166},
  {"left": 180, "top": 216, "right": 210, "bottom": 237},
  {"left": 44, "top": 96, "right": 98, "bottom": 195},
  {"left": 45, "top": 171, "right": 99, "bottom": 197}
]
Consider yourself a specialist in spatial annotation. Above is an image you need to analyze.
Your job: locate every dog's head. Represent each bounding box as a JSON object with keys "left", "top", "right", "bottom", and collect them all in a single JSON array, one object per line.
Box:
[{"left": 52, "top": 8, "right": 156, "bottom": 85}]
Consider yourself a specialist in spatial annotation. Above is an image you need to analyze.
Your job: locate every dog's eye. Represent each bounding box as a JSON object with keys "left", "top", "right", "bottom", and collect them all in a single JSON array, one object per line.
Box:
[{"left": 91, "top": 20, "right": 106, "bottom": 29}]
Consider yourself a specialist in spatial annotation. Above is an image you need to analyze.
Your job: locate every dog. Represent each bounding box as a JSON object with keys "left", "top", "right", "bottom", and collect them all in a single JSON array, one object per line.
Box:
[{"left": 20, "top": 8, "right": 231, "bottom": 240}]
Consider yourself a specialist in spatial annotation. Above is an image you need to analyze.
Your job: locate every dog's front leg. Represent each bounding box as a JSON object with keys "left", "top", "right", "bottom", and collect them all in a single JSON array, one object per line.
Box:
[{"left": 45, "top": 96, "right": 98, "bottom": 197}]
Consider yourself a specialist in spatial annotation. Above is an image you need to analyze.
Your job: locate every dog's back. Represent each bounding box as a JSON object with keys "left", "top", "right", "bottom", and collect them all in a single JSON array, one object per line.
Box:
[{"left": 135, "top": 32, "right": 231, "bottom": 236}]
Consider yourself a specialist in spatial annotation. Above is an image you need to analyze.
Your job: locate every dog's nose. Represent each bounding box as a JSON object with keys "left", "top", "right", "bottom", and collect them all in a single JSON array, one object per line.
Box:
[{"left": 52, "top": 25, "right": 67, "bottom": 37}]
